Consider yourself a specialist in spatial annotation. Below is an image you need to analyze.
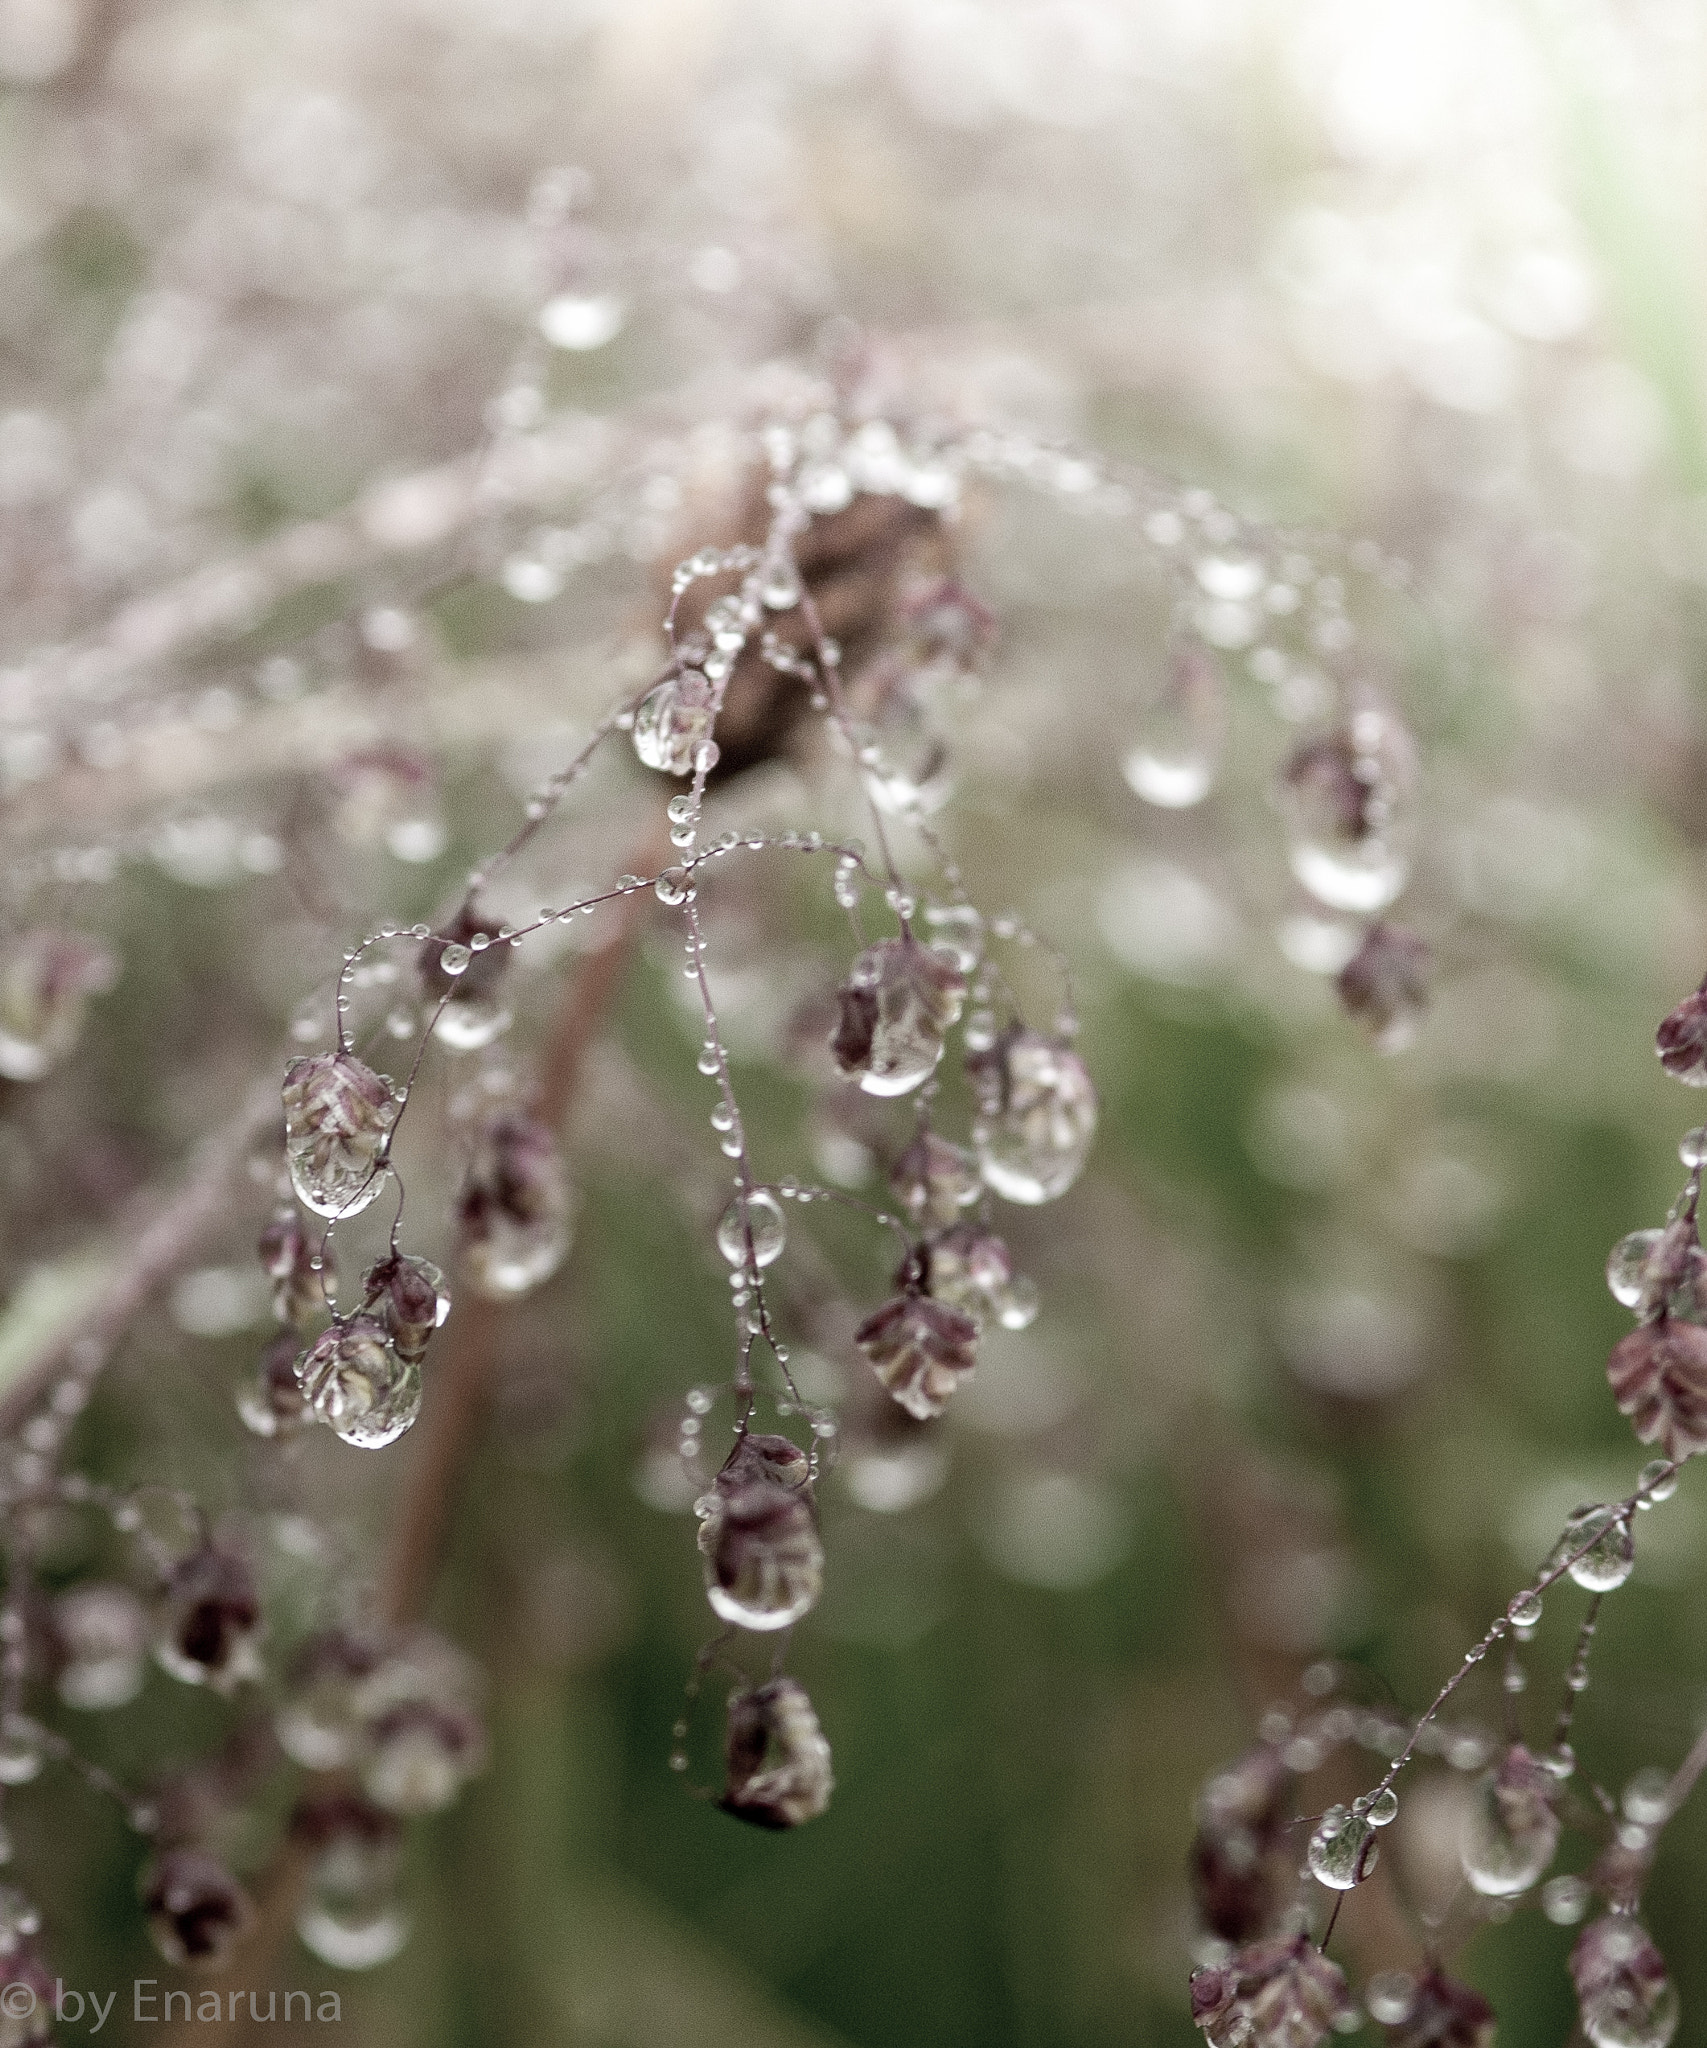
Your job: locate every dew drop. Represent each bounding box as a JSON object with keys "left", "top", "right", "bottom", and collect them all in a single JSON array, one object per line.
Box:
[
  {"left": 716, "top": 1190, "right": 787, "bottom": 1270},
  {"left": 1306, "top": 1804, "right": 1378, "bottom": 1889},
  {"left": 1607, "top": 1230, "right": 1663, "bottom": 1308},
  {"left": 1507, "top": 1589, "right": 1544, "bottom": 1629}
]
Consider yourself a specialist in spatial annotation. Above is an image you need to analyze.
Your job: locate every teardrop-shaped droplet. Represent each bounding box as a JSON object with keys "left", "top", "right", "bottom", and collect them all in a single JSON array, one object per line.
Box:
[
  {"left": 717, "top": 1191, "right": 787, "bottom": 1271},
  {"left": 1123, "top": 641, "right": 1225, "bottom": 809},
  {"left": 1306, "top": 1804, "right": 1378, "bottom": 1889}
]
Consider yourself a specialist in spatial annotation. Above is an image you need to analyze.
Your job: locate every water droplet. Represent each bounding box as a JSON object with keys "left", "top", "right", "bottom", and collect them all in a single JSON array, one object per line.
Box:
[
  {"left": 1639, "top": 1460, "right": 1678, "bottom": 1504},
  {"left": 282, "top": 1054, "right": 398, "bottom": 1219},
  {"left": 1461, "top": 1746, "right": 1559, "bottom": 1897},
  {"left": 1608, "top": 1230, "right": 1663, "bottom": 1308},
  {"left": 654, "top": 867, "right": 693, "bottom": 906},
  {"left": 632, "top": 672, "right": 716, "bottom": 777},
  {"left": 1306, "top": 1804, "right": 1378, "bottom": 1889},
  {"left": 1508, "top": 1589, "right": 1544, "bottom": 1629},
  {"left": 1542, "top": 1873, "right": 1591, "bottom": 1925},
  {"left": 1361, "top": 1786, "right": 1399, "bottom": 1827},
  {"left": 716, "top": 1191, "right": 787, "bottom": 1270},
  {"left": 968, "top": 1029, "right": 1097, "bottom": 1204},
  {"left": 1622, "top": 1768, "right": 1672, "bottom": 1827},
  {"left": 1681, "top": 1127, "right": 1707, "bottom": 1168},
  {"left": 539, "top": 292, "right": 625, "bottom": 351},
  {"left": 1365, "top": 1972, "right": 1415, "bottom": 2025},
  {"left": 1553, "top": 1504, "right": 1635, "bottom": 1592},
  {"left": 1123, "top": 641, "right": 1225, "bottom": 809}
]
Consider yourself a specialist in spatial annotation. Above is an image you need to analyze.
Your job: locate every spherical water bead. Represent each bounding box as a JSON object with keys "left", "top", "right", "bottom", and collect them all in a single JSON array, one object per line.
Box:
[
  {"left": 1507, "top": 1588, "right": 1544, "bottom": 1629},
  {"left": 697, "top": 1043, "right": 721, "bottom": 1077},
  {"left": 361, "top": 1699, "right": 486, "bottom": 1816},
  {"left": 1571, "top": 1916, "right": 1679, "bottom": 2048},
  {"left": 632, "top": 670, "right": 716, "bottom": 777},
  {"left": 716, "top": 1190, "right": 787, "bottom": 1270},
  {"left": 298, "top": 1892, "right": 411, "bottom": 1972},
  {"left": 1365, "top": 1972, "right": 1416, "bottom": 2025},
  {"left": 1124, "top": 640, "right": 1225, "bottom": 809},
  {"left": 1543, "top": 1873, "right": 1592, "bottom": 1925},
  {"left": 282, "top": 1053, "right": 399, "bottom": 1219},
  {"left": 654, "top": 867, "right": 693, "bottom": 906},
  {"left": 833, "top": 859, "right": 861, "bottom": 910},
  {"left": 1622, "top": 1769, "right": 1673, "bottom": 1828},
  {"left": 296, "top": 1320, "right": 422, "bottom": 1449},
  {"left": 759, "top": 552, "right": 803, "bottom": 612},
  {"left": 1656, "top": 987, "right": 1707, "bottom": 1086},
  {"left": 1361, "top": 1786, "right": 1399, "bottom": 1827},
  {"left": 890, "top": 1131, "right": 982, "bottom": 1228},
  {"left": 1639, "top": 1460, "right": 1678, "bottom": 1504},
  {"left": 966, "top": 1028, "right": 1097, "bottom": 1204},
  {"left": 1681, "top": 1128, "right": 1707, "bottom": 1168},
  {"left": 1607, "top": 1231, "right": 1664, "bottom": 1309},
  {"left": 1460, "top": 1744, "right": 1560, "bottom": 1897},
  {"left": 1306, "top": 1804, "right": 1378, "bottom": 1889},
  {"left": 1554, "top": 1504, "right": 1636, "bottom": 1592},
  {"left": 830, "top": 938, "right": 967, "bottom": 1098},
  {"left": 719, "top": 1677, "right": 834, "bottom": 1829},
  {"left": 439, "top": 943, "right": 471, "bottom": 977},
  {"left": 0, "top": 930, "right": 116, "bottom": 1082}
]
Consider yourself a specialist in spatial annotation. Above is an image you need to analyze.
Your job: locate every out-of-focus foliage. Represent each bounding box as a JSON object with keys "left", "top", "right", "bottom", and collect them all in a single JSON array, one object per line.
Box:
[{"left": 5, "top": 1, "right": 1707, "bottom": 2044}]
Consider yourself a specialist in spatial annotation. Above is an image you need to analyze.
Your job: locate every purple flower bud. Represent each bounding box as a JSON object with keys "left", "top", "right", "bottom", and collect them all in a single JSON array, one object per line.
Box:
[
  {"left": 1570, "top": 1915, "right": 1678, "bottom": 2048},
  {"left": 363, "top": 1252, "right": 450, "bottom": 1366},
  {"left": 140, "top": 1848, "right": 253, "bottom": 1968},
  {"left": 456, "top": 1111, "right": 571, "bottom": 1300},
  {"left": 719, "top": 1677, "right": 834, "bottom": 1830},
  {"left": 1657, "top": 986, "right": 1707, "bottom": 1086},
  {"left": 238, "top": 1331, "right": 315, "bottom": 1440},
  {"left": 1336, "top": 922, "right": 1430, "bottom": 1052},
  {"left": 156, "top": 1546, "right": 263, "bottom": 1693},
  {"left": 831, "top": 938, "right": 966, "bottom": 1098},
  {"left": 855, "top": 1292, "right": 978, "bottom": 1420},
  {"left": 1607, "top": 1319, "right": 1707, "bottom": 1462},
  {"left": 1190, "top": 1932, "right": 1355, "bottom": 2048},
  {"left": 281, "top": 1051, "right": 398, "bottom": 1219}
]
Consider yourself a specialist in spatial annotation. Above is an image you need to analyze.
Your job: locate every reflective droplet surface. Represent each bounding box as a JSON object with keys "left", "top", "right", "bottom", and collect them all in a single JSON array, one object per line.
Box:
[
  {"left": 1607, "top": 1231, "right": 1663, "bottom": 1309},
  {"left": 1306, "top": 1804, "right": 1378, "bottom": 1890},
  {"left": 1554, "top": 1504, "right": 1635, "bottom": 1593},
  {"left": 1124, "top": 641, "right": 1225, "bottom": 809},
  {"left": 1639, "top": 1460, "right": 1678, "bottom": 1503},
  {"left": 1461, "top": 1744, "right": 1559, "bottom": 1897},
  {"left": 967, "top": 1029, "right": 1097, "bottom": 1204},
  {"left": 282, "top": 1054, "right": 398, "bottom": 1219},
  {"left": 1507, "top": 1589, "right": 1544, "bottom": 1629},
  {"left": 716, "top": 1190, "right": 787, "bottom": 1270},
  {"left": 632, "top": 671, "right": 716, "bottom": 777},
  {"left": 297, "top": 1322, "right": 422, "bottom": 1449},
  {"left": 830, "top": 938, "right": 966, "bottom": 1098}
]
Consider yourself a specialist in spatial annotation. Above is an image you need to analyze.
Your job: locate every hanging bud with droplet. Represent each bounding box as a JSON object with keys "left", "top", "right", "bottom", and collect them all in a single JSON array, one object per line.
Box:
[
  {"left": 0, "top": 929, "right": 117, "bottom": 1083},
  {"left": 281, "top": 1051, "right": 399, "bottom": 1219},
  {"left": 918, "top": 1224, "right": 1037, "bottom": 1331},
  {"left": 362, "top": 1253, "right": 450, "bottom": 1366},
  {"left": 831, "top": 937, "right": 967, "bottom": 1097},
  {"left": 155, "top": 1544, "right": 264, "bottom": 1694},
  {"left": 237, "top": 1331, "right": 315, "bottom": 1439},
  {"left": 418, "top": 906, "right": 512, "bottom": 1051},
  {"left": 889, "top": 1130, "right": 981, "bottom": 1229},
  {"left": 456, "top": 1111, "right": 571, "bottom": 1300},
  {"left": 1570, "top": 1916, "right": 1679, "bottom": 2048},
  {"left": 257, "top": 1208, "right": 329, "bottom": 1330},
  {"left": 855, "top": 1280, "right": 979, "bottom": 1421},
  {"left": 1656, "top": 980, "right": 1707, "bottom": 1086},
  {"left": 1382, "top": 1968, "right": 1495, "bottom": 2048},
  {"left": 292, "top": 1792, "right": 410, "bottom": 1972},
  {"left": 51, "top": 1582, "right": 148, "bottom": 1712},
  {"left": 695, "top": 1436, "right": 822, "bottom": 1631},
  {"left": 361, "top": 1698, "right": 486, "bottom": 1816},
  {"left": 1459, "top": 1742, "right": 1560, "bottom": 1897},
  {"left": 1189, "top": 1743, "right": 1293, "bottom": 1945},
  {"left": 276, "top": 1629, "right": 385, "bottom": 1771},
  {"left": 1190, "top": 1931, "right": 1356, "bottom": 2048},
  {"left": 1336, "top": 922, "right": 1431, "bottom": 1052},
  {"left": 328, "top": 745, "right": 446, "bottom": 864},
  {"left": 966, "top": 1026, "right": 1097, "bottom": 1204},
  {"left": 1125, "top": 637, "right": 1226, "bottom": 810},
  {"left": 719, "top": 1677, "right": 834, "bottom": 1829},
  {"left": 295, "top": 1319, "right": 421, "bottom": 1449},
  {"left": 1278, "top": 702, "right": 1415, "bottom": 914},
  {"left": 633, "top": 667, "right": 718, "bottom": 776},
  {"left": 140, "top": 1848, "right": 254, "bottom": 1969}
]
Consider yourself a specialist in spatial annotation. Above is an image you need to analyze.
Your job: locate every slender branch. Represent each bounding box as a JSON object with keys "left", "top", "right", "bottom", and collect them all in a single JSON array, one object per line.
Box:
[{"left": 0, "top": 1085, "right": 280, "bottom": 1449}]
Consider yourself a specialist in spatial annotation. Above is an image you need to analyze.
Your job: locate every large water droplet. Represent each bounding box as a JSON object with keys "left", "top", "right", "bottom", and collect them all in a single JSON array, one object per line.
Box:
[
  {"left": 717, "top": 1191, "right": 787, "bottom": 1270},
  {"left": 1607, "top": 1230, "right": 1663, "bottom": 1308},
  {"left": 1306, "top": 1804, "right": 1378, "bottom": 1889},
  {"left": 1554, "top": 1505, "right": 1635, "bottom": 1592}
]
